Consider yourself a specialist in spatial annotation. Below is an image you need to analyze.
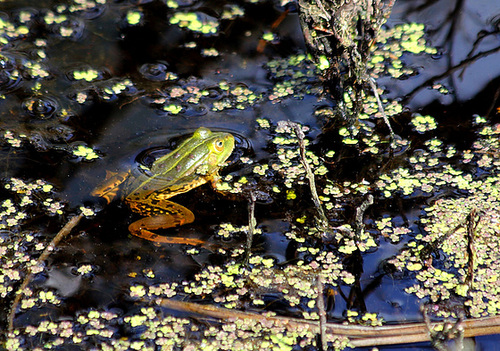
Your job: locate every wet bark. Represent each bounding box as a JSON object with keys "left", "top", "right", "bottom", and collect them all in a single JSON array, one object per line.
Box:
[{"left": 297, "top": 0, "right": 394, "bottom": 118}]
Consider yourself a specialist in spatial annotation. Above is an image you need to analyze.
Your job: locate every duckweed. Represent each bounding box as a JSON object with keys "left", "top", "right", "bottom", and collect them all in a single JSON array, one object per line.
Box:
[
  {"left": 126, "top": 11, "right": 142, "bottom": 26},
  {"left": 411, "top": 114, "right": 438, "bottom": 133},
  {"left": 169, "top": 12, "right": 219, "bottom": 35},
  {"left": 370, "top": 23, "right": 438, "bottom": 79},
  {"left": 73, "top": 145, "right": 100, "bottom": 160},
  {"left": 72, "top": 69, "right": 99, "bottom": 82}
]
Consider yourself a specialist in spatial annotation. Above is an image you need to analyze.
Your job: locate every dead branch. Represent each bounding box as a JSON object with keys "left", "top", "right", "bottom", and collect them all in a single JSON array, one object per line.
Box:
[
  {"left": 155, "top": 298, "right": 500, "bottom": 348},
  {"left": 8, "top": 213, "right": 84, "bottom": 333}
]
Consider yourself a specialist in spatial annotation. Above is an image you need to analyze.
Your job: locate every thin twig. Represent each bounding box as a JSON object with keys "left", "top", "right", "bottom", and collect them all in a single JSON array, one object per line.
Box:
[
  {"left": 407, "top": 45, "right": 500, "bottom": 100},
  {"left": 316, "top": 276, "right": 327, "bottom": 351},
  {"left": 485, "top": 86, "right": 500, "bottom": 118},
  {"left": 289, "top": 122, "right": 329, "bottom": 231},
  {"left": 367, "top": 77, "right": 395, "bottom": 140},
  {"left": 314, "top": 0, "right": 331, "bottom": 20},
  {"left": 244, "top": 191, "right": 257, "bottom": 266},
  {"left": 466, "top": 209, "right": 480, "bottom": 290},
  {"left": 354, "top": 194, "right": 373, "bottom": 236},
  {"left": 8, "top": 213, "right": 84, "bottom": 333}
]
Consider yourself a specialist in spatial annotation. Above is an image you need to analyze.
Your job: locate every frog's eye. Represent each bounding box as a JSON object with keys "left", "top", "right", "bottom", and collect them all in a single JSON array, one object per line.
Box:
[{"left": 214, "top": 139, "right": 224, "bottom": 152}]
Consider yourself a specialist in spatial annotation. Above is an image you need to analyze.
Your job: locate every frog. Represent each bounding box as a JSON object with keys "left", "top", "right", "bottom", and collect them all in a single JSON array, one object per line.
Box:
[{"left": 92, "top": 127, "right": 235, "bottom": 245}]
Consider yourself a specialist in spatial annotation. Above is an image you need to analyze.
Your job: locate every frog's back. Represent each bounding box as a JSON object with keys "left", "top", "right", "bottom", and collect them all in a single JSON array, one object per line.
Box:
[
  {"left": 124, "top": 127, "right": 233, "bottom": 200},
  {"left": 124, "top": 168, "right": 204, "bottom": 201}
]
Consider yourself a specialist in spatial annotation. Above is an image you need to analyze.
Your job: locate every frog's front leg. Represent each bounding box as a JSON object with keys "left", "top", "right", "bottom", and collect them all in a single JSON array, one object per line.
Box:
[
  {"left": 128, "top": 200, "right": 203, "bottom": 245},
  {"left": 210, "top": 173, "right": 228, "bottom": 195}
]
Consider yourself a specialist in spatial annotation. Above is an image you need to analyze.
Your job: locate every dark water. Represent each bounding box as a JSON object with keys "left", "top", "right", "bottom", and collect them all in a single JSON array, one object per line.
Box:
[{"left": 1, "top": 0, "right": 500, "bottom": 350}]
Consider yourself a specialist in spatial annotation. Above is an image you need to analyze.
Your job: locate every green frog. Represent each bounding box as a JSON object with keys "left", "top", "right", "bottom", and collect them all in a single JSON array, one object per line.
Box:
[{"left": 92, "top": 127, "right": 235, "bottom": 244}]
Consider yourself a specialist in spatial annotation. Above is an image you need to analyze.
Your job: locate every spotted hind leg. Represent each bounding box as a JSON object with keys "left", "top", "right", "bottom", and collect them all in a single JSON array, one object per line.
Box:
[{"left": 128, "top": 200, "right": 203, "bottom": 245}]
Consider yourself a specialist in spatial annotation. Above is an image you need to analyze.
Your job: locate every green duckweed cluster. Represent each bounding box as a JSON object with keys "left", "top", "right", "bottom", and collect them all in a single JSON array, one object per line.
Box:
[
  {"left": 0, "top": 178, "right": 95, "bottom": 304},
  {"left": 221, "top": 4, "right": 245, "bottom": 20},
  {"left": 169, "top": 12, "right": 219, "bottom": 35},
  {"left": 151, "top": 79, "right": 262, "bottom": 115},
  {"left": 2, "top": 178, "right": 63, "bottom": 226},
  {"left": 265, "top": 55, "right": 323, "bottom": 102},
  {"left": 177, "top": 252, "right": 353, "bottom": 312},
  {"left": 369, "top": 23, "right": 438, "bottom": 79},
  {"left": 0, "top": 14, "right": 31, "bottom": 45},
  {"left": 386, "top": 122, "right": 500, "bottom": 318},
  {"left": 6, "top": 305, "right": 348, "bottom": 351},
  {"left": 152, "top": 54, "right": 323, "bottom": 115},
  {"left": 334, "top": 21, "right": 438, "bottom": 149},
  {"left": 0, "top": 4, "right": 139, "bottom": 153}
]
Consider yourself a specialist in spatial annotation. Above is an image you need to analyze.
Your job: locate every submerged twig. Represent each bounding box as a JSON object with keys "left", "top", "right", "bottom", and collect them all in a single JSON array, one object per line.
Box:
[
  {"left": 418, "top": 220, "right": 465, "bottom": 261},
  {"left": 416, "top": 209, "right": 481, "bottom": 265},
  {"left": 8, "top": 213, "right": 84, "bottom": 333},
  {"left": 256, "top": 9, "right": 289, "bottom": 53}
]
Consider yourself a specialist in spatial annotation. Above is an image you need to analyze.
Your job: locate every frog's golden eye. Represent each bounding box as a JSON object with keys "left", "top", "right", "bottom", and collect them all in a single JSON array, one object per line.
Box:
[{"left": 214, "top": 139, "right": 224, "bottom": 152}]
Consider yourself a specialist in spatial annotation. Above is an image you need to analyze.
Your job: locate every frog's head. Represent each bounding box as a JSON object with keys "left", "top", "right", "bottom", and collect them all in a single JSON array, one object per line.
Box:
[
  {"left": 204, "top": 129, "right": 235, "bottom": 168},
  {"left": 189, "top": 127, "right": 235, "bottom": 174}
]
